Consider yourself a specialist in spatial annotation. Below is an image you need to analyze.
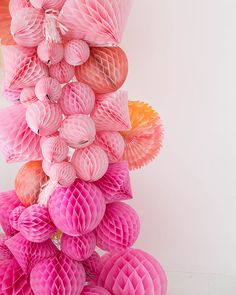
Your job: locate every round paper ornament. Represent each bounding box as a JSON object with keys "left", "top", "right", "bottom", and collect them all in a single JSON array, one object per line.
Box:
[
  {"left": 49, "top": 162, "right": 76, "bottom": 187},
  {"left": 82, "top": 251, "right": 102, "bottom": 282},
  {"left": 71, "top": 145, "right": 109, "bottom": 181},
  {"left": 30, "top": 0, "right": 66, "bottom": 10},
  {"left": 37, "top": 40, "right": 64, "bottom": 65},
  {"left": 49, "top": 59, "right": 75, "bottom": 84},
  {"left": 60, "top": 114, "right": 96, "bottom": 149},
  {"left": 58, "top": 82, "right": 95, "bottom": 116},
  {"left": 9, "top": 0, "right": 32, "bottom": 17},
  {"left": 97, "top": 249, "right": 168, "bottom": 295},
  {"left": 75, "top": 47, "right": 128, "bottom": 94},
  {"left": 20, "top": 87, "right": 38, "bottom": 105},
  {"left": 15, "top": 160, "right": 49, "bottom": 207},
  {"left": 64, "top": 39, "right": 90, "bottom": 66},
  {"left": 0, "top": 235, "right": 13, "bottom": 260},
  {"left": 2, "top": 81, "right": 22, "bottom": 104},
  {"left": 30, "top": 252, "right": 86, "bottom": 295},
  {"left": 41, "top": 135, "right": 69, "bottom": 163},
  {"left": 42, "top": 159, "right": 53, "bottom": 176},
  {"left": 81, "top": 286, "right": 111, "bottom": 295},
  {"left": 9, "top": 205, "right": 25, "bottom": 231},
  {"left": 35, "top": 77, "right": 62, "bottom": 102},
  {"left": 48, "top": 179, "right": 106, "bottom": 236}
]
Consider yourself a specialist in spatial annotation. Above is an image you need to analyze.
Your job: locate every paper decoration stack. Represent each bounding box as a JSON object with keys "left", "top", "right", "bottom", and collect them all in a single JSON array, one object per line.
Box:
[{"left": 0, "top": 0, "right": 167, "bottom": 294}]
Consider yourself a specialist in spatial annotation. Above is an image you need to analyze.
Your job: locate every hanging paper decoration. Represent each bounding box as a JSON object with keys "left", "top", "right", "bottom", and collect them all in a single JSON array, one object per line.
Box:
[
  {"left": 2, "top": 81, "right": 22, "bottom": 104},
  {"left": 9, "top": 206, "right": 26, "bottom": 231},
  {"left": 49, "top": 161, "right": 76, "bottom": 186},
  {"left": 81, "top": 286, "right": 111, "bottom": 295},
  {"left": 64, "top": 39, "right": 90, "bottom": 66},
  {"left": 41, "top": 135, "right": 69, "bottom": 163},
  {"left": 20, "top": 87, "right": 38, "bottom": 105},
  {"left": 0, "top": 235, "right": 13, "bottom": 260},
  {"left": 9, "top": 0, "right": 32, "bottom": 17},
  {"left": 82, "top": 251, "right": 102, "bottom": 282},
  {"left": 49, "top": 59, "right": 75, "bottom": 84},
  {"left": 37, "top": 40, "right": 64, "bottom": 65},
  {"left": 35, "top": 77, "right": 62, "bottom": 102}
]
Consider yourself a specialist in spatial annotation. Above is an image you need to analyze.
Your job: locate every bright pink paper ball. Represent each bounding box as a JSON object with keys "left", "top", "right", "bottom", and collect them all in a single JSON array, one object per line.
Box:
[
  {"left": 30, "top": 252, "right": 86, "bottom": 295},
  {"left": 49, "top": 59, "right": 75, "bottom": 84},
  {"left": 20, "top": 87, "right": 38, "bottom": 105},
  {"left": 61, "top": 232, "right": 96, "bottom": 261},
  {"left": 37, "top": 40, "right": 64, "bottom": 65},
  {"left": 64, "top": 40, "right": 90, "bottom": 66},
  {"left": 41, "top": 135, "right": 69, "bottom": 163},
  {"left": 49, "top": 162, "right": 76, "bottom": 187},
  {"left": 48, "top": 178, "right": 106, "bottom": 236},
  {"left": 9, "top": 205, "right": 26, "bottom": 231},
  {"left": 96, "top": 202, "right": 140, "bottom": 251},
  {"left": 81, "top": 286, "right": 111, "bottom": 295},
  {"left": 35, "top": 77, "right": 62, "bottom": 102},
  {"left": 82, "top": 251, "right": 102, "bottom": 282},
  {"left": 97, "top": 249, "right": 168, "bottom": 295},
  {"left": 0, "top": 235, "right": 13, "bottom": 260}
]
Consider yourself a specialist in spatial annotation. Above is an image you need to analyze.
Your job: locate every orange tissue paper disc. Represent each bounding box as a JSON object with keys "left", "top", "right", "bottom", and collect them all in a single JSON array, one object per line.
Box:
[
  {"left": 120, "top": 100, "right": 163, "bottom": 170},
  {"left": 15, "top": 160, "right": 49, "bottom": 207},
  {"left": 0, "top": 0, "right": 16, "bottom": 45}
]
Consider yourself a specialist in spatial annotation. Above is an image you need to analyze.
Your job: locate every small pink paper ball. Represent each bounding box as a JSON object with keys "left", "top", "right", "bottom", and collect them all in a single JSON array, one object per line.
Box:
[
  {"left": 9, "top": 0, "right": 33, "bottom": 17},
  {"left": 49, "top": 59, "right": 75, "bottom": 84},
  {"left": 26, "top": 101, "right": 62, "bottom": 136},
  {"left": 30, "top": 252, "right": 86, "bottom": 295},
  {"left": 64, "top": 40, "right": 90, "bottom": 66},
  {"left": 37, "top": 40, "right": 64, "bottom": 65},
  {"left": 20, "top": 87, "right": 38, "bottom": 105},
  {"left": 96, "top": 202, "right": 140, "bottom": 251},
  {"left": 49, "top": 162, "right": 76, "bottom": 187},
  {"left": 60, "top": 114, "right": 96, "bottom": 148},
  {"left": 30, "top": 0, "right": 66, "bottom": 10},
  {"left": 81, "top": 286, "right": 111, "bottom": 295},
  {"left": 61, "top": 232, "right": 96, "bottom": 261},
  {"left": 58, "top": 82, "right": 95, "bottom": 116},
  {"left": 35, "top": 77, "right": 62, "bottom": 102},
  {"left": 41, "top": 135, "right": 69, "bottom": 163},
  {"left": 97, "top": 249, "right": 168, "bottom": 295},
  {"left": 9, "top": 205, "right": 25, "bottom": 231},
  {"left": 48, "top": 179, "right": 106, "bottom": 236},
  {"left": 42, "top": 159, "right": 53, "bottom": 176},
  {"left": 82, "top": 251, "right": 102, "bottom": 282}
]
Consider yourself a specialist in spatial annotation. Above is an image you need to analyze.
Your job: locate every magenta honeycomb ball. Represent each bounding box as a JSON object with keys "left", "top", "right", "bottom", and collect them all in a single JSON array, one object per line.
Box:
[
  {"left": 82, "top": 251, "right": 102, "bottom": 282},
  {"left": 9, "top": 205, "right": 26, "bottom": 231},
  {"left": 96, "top": 202, "right": 140, "bottom": 251},
  {"left": 48, "top": 179, "right": 106, "bottom": 236},
  {"left": 30, "top": 252, "right": 86, "bottom": 295},
  {"left": 97, "top": 249, "right": 168, "bottom": 295},
  {"left": 0, "top": 235, "right": 13, "bottom": 260},
  {"left": 81, "top": 286, "right": 111, "bottom": 295}
]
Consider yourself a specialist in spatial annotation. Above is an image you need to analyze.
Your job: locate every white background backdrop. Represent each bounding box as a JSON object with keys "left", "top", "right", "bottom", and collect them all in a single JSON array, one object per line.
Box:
[{"left": 1, "top": 0, "right": 236, "bottom": 294}]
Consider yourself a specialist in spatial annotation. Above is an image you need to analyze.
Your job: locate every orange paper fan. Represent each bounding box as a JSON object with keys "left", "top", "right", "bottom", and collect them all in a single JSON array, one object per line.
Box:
[
  {"left": 0, "top": 0, "right": 16, "bottom": 45},
  {"left": 120, "top": 101, "right": 163, "bottom": 170}
]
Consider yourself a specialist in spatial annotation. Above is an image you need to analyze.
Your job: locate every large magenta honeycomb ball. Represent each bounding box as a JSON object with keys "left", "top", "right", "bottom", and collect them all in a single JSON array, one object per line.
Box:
[
  {"left": 0, "top": 235, "right": 13, "bottom": 260},
  {"left": 81, "top": 286, "right": 111, "bottom": 295},
  {"left": 48, "top": 179, "right": 106, "bottom": 236},
  {"left": 97, "top": 249, "right": 168, "bottom": 295},
  {"left": 30, "top": 252, "right": 86, "bottom": 295},
  {"left": 96, "top": 202, "right": 140, "bottom": 251}
]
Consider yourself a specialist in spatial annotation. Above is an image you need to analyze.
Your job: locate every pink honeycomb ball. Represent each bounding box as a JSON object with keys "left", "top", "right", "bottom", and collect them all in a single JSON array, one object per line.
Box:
[
  {"left": 2, "top": 81, "right": 22, "bottom": 104},
  {"left": 82, "top": 251, "right": 102, "bottom": 282},
  {"left": 96, "top": 202, "right": 140, "bottom": 251},
  {"left": 97, "top": 249, "right": 168, "bottom": 295},
  {"left": 49, "top": 162, "right": 76, "bottom": 187},
  {"left": 18, "top": 204, "right": 57, "bottom": 243},
  {"left": 64, "top": 40, "right": 90, "bottom": 66},
  {"left": 30, "top": 0, "right": 66, "bottom": 10},
  {"left": 71, "top": 145, "right": 109, "bottom": 182},
  {"left": 48, "top": 178, "right": 106, "bottom": 236},
  {"left": 20, "top": 87, "right": 38, "bottom": 105},
  {"left": 60, "top": 114, "right": 96, "bottom": 148},
  {"left": 9, "top": 205, "right": 26, "bottom": 231},
  {"left": 35, "top": 77, "right": 62, "bottom": 102},
  {"left": 81, "top": 286, "right": 111, "bottom": 295},
  {"left": 58, "top": 82, "right": 95, "bottom": 116},
  {"left": 0, "top": 235, "right": 13, "bottom": 260},
  {"left": 30, "top": 252, "right": 86, "bottom": 295},
  {"left": 42, "top": 159, "right": 53, "bottom": 176},
  {"left": 41, "top": 135, "right": 69, "bottom": 163},
  {"left": 37, "top": 40, "right": 64, "bottom": 65},
  {"left": 49, "top": 59, "right": 75, "bottom": 84},
  {"left": 26, "top": 101, "right": 62, "bottom": 136},
  {"left": 61, "top": 232, "right": 96, "bottom": 261}
]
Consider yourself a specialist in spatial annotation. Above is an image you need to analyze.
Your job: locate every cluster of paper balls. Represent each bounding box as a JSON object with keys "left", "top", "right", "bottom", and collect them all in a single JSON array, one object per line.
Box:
[{"left": 0, "top": 0, "right": 166, "bottom": 294}]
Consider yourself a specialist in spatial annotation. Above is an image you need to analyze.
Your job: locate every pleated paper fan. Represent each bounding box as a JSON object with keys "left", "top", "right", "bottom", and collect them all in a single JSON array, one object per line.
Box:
[{"left": 0, "top": 0, "right": 16, "bottom": 45}]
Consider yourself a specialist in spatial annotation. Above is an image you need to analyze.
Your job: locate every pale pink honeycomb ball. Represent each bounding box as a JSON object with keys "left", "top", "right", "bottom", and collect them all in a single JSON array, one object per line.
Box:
[
  {"left": 49, "top": 59, "right": 75, "bottom": 84},
  {"left": 64, "top": 40, "right": 90, "bottom": 66},
  {"left": 71, "top": 145, "right": 109, "bottom": 181},
  {"left": 26, "top": 101, "right": 62, "bottom": 136},
  {"left": 40, "top": 131, "right": 60, "bottom": 147},
  {"left": 81, "top": 286, "right": 111, "bottom": 295},
  {"left": 42, "top": 136, "right": 69, "bottom": 163},
  {"left": 35, "top": 77, "right": 62, "bottom": 102},
  {"left": 9, "top": 0, "right": 32, "bottom": 17},
  {"left": 49, "top": 162, "right": 76, "bottom": 187},
  {"left": 48, "top": 178, "right": 106, "bottom": 236},
  {"left": 37, "top": 40, "right": 64, "bottom": 66},
  {"left": 58, "top": 82, "right": 95, "bottom": 116},
  {"left": 61, "top": 232, "right": 96, "bottom": 261},
  {"left": 30, "top": 0, "right": 66, "bottom": 10},
  {"left": 82, "top": 251, "right": 102, "bottom": 282},
  {"left": 60, "top": 114, "right": 96, "bottom": 148},
  {"left": 20, "top": 87, "right": 38, "bottom": 105},
  {"left": 42, "top": 160, "right": 53, "bottom": 176},
  {"left": 30, "top": 252, "right": 85, "bottom": 295},
  {"left": 9, "top": 205, "right": 26, "bottom": 231},
  {"left": 2, "top": 81, "right": 22, "bottom": 104}
]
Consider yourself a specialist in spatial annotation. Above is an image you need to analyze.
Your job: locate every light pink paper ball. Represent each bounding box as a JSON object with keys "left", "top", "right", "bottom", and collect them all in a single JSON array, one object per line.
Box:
[
  {"left": 60, "top": 114, "right": 96, "bottom": 148},
  {"left": 49, "top": 162, "right": 76, "bottom": 187},
  {"left": 30, "top": 252, "right": 86, "bottom": 295},
  {"left": 96, "top": 202, "right": 140, "bottom": 251},
  {"left": 42, "top": 136, "right": 68, "bottom": 163},
  {"left": 37, "top": 40, "right": 64, "bottom": 65},
  {"left": 82, "top": 251, "right": 102, "bottom": 282},
  {"left": 20, "top": 87, "right": 38, "bottom": 105},
  {"left": 58, "top": 82, "right": 95, "bottom": 116},
  {"left": 49, "top": 60, "right": 75, "bottom": 84},
  {"left": 35, "top": 77, "right": 62, "bottom": 102},
  {"left": 9, "top": 205, "right": 25, "bottom": 231},
  {"left": 81, "top": 286, "right": 111, "bottom": 295},
  {"left": 9, "top": 0, "right": 32, "bottom": 17},
  {"left": 71, "top": 145, "right": 109, "bottom": 181},
  {"left": 64, "top": 40, "right": 90, "bottom": 66},
  {"left": 30, "top": 0, "right": 66, "bottom": 10},
  {"left": 2, "top": 81, "right": 22, "bottom": 104},
  {"left": 61, "top": 232, "right": 96, "bottom": 261},
  {"left": 48, "top": 179, "right": 106, "bottom": 236},
  {"left": 42, "top": 159, "right": 53, "bottom": 176},
  {"left": 26, "top": 101, "right": 62, "bottom": 136}
]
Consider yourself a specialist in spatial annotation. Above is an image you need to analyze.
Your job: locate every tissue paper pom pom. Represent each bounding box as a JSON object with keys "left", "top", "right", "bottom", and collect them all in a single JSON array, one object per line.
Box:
[
  {"left": 64, "top": 40, "right": 90, "bottom": 66},
  {"left": 49, "top": 162, "right": 76, "bottom": 187},
  {"left": 48, "top": 179, "right": 106, "bottom": 236},
  {"left": 81, "top": 286, "right": 111, "bottom": 295},
  {"left": 0, "top": 235, "right": 13, "bottom": 260},
  {"left": 30, "top": 0, "right": 66, "bottom": 10},
  {"left": 82, "top": 251, "right": 101, "bottom": 282},
  {"left": 95, "top": 131, "right": 125, "bottom": 163},
  {"left": 96, "top": 202, "right": 140, "bottom": 251},
  {"left": 0, "top": 105, "right": 42, "bottom": 163},
  {"left": 75, "top": 47, "right": 128, "bottom": 94},
  {"left": 26, "top": 101, "right": 62, "bottom": 136},
  {"left": 11, "top": 8, "right": 44, "bottom": 47},
  {"left": 71, "top": 145, "right": 109, "bottom": 181},
  {"left": 35, "top": 77, "right": 62, "bottom": 102},
  {"left": 0, "top": 190, "right": 21, "bottom": 236},
  {"left": 60, "top": 115, "right": 96, "bottom": 149},
  {"left": 49, "top": 60, "right": 75, "bottom": 84},
  {"left": 58, "top": 82, "right": 95, "bottom": 116},
  {"left": 5, "top": 233, "right": 58, "bottom": 274},
  {"left": 121, "top": 101, "right": 163, "bottom": 170},
  {"left": 92, "top": 91, "right": 131, "bottom": 131},
  {"left": 9, "top": 206, "right": 25, "bottom": 231},
  {"left": 2, "top": 81, "right": 22, "bottom": 104},
  {"left": 42, "top": 136, "right": 68, "bottom": 163},
  {"left": 94, "top": 161, "right": 132, "bottom": 203},
  {"left": 9, "top": 0, "right": 32, "bottom": 17},
  {"left": 61, "top": 232, "right": 96, "bottom": 261},
  {"left": 18, "top": 205, "right": 56, "bottom": 243},
  {"left": 20, "top": 87, "right": 38, "bottom": 105},
  {"left": 42, "top": 159, "right": 53, "bottom": 176},
  {"left": 15, "top": 161, "right": 49, "bottom": 207},
  {"left": 30, "top": 252, "right": 86, "bottom": 295},
  {"left": 37, "top": 40, "right": 64, "bottom": 65},
  {"left": 58, "top": 0, "right": 133, "bottom": 46}
]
